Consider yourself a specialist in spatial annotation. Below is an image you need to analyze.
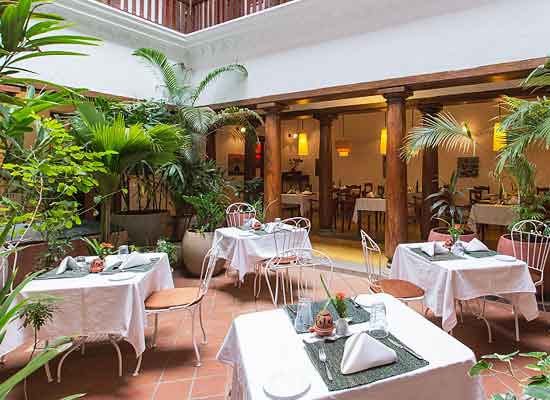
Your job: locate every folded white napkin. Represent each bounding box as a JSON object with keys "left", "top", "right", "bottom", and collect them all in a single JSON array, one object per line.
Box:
[
  {"left": 120, "top": 252, "right": 151, "bottom": 270},
  {"left": 420, "top": 242, "right": 448, "bottom": 257},
  {"left": 104, "top": 255, "right": 124, "bottom": 271},
  {"left": 462, "top": 238, "right": 489, "bottom": 252},
  {"left": 341, "top": 332, "right": 397, "bottom": 374},
  {"left": 56, "top": 256, "right": 79, "bottom": 275}
]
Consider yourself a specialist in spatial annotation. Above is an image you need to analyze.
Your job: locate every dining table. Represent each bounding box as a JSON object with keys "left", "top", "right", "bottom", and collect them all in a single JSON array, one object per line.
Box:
[
  {"left": 391, "top": 243, "right": 538, "bottom": 333},
  {"left": 217, "top": 293, "right": 484, "bottom": 400},
  {"left": 213, "top": 226, "right": 312, "bottom": 281},
  {"left": 0, "top": 252, "right": 174, "bottom": 358},
  {"left": 467, "top": 203, "right": 518, "bottom": 232},
  {"left": 281, "top": 193, "right": 317, "bottom": 217}
]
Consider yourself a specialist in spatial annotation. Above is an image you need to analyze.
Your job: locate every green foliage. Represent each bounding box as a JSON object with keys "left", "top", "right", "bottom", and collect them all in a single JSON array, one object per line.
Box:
[
  {"left": 183, "top": 192, "right": 228, "bottom": 234},
  {"left": 80, "top": 237, "right": 115, "bottom": 258},
  {"left": 426, "top": 170, "right": 466, "bottom": 226},
  {"left": 469, "top": 351, "right": 550, "bottom": 400},
  {"left": 35, "top": 237, "right": 72, "bottom": 271},
  {"left": 156, "top": 238, "right": 176, "bottom": 266},
  {"left": 92, "top": 97, "right": 174, "bottom": 127},
  {"left": 402, "top": 112, "right": 474, "bottom": 161},
  {"left": 19, "top": 294, "right": 59, "bottom": 333}
]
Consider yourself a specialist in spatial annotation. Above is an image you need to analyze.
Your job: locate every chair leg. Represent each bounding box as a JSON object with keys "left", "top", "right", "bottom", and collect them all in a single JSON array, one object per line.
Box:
[
  {"left": 191, "top": 308, "right": 201, "bottom": 367},
  {"left": 133, "top": 354, "right": 143, "bottom": 376},
  {"left": 44, "top": 361, "right": 53, "bottom": 383},
  {"left": 280, "top": 271, "right": 287, "bottom": 306},
  {"left": 199, "top": 302, "right": 207, "bottom": 345},
  {"left": 264, "top": 268, "right": 277, "bottom": 306},
  {"left": 108, "top": 335, "right": 123, "bottom": 377},
  {"left": 513, "top": 305, "right": 520, "bottom": 342},
  {"left": 152, "top": 314, "right": 159, "bottom": 348},
  {"left": 81, "top": 343, "right": 85, "bottom": 356},
  {"left": 57, "top": 341, "right": 83, "bottom": 383}
]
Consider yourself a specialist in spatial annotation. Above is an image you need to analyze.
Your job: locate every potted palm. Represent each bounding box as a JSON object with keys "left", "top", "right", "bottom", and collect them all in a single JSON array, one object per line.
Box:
[
  {"left": 181, "top": 191, "right": 227, "bottom": 276},
  {"left": 426, "top": 171, "right": 476, "bottom": 243},
  {"left": 71, "top": 103, "right": 184, "bottom": 244}
]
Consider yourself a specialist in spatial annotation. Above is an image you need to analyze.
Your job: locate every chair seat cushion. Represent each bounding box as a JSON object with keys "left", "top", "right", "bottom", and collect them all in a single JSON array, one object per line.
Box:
[
  {"left": 371, "top": 279, "right": 425, "bottom": 299},
  {"left": 145, "top": 288, "right": 201, "bottom": 310}
]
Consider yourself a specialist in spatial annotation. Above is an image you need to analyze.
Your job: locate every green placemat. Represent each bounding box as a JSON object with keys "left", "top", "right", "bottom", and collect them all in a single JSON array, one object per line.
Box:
[
  {"left": 304, "top": 333, "right": 429, "bottom": 391},
  {"left": 35, "top": 269, "right": 90, "bottom": 280},
  {"left": 409, "top": 247, "right": 465, "bottom": 261},
  {"left": 99, "top": 262, "right": 155, "bottom": 275},
  {"left": 466, "top": 250, "right": 497, "bottom": 258},
  {"left": 284, "top": 299, "right": 370, "bottom": 334}
]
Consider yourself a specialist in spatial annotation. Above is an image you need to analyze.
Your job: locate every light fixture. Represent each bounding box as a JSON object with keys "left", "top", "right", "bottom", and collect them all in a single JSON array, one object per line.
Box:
[
  {"left": 380, "top": 128, "right": 387, "bottom": 156},
  {"left": 336, "top": 115, "right": 352, "bottom": 157},
  {"left": 493, "top": 105, "right": 507, "bottom": 151},
  {"left": 240, "top": 126, "right": 247, "bottom": 134},
  {"left": 296, "top": 119, "right": 309, "bottom": 156},
  {"left": 292, "top": 133, "right": 298, "bottom": 139}
]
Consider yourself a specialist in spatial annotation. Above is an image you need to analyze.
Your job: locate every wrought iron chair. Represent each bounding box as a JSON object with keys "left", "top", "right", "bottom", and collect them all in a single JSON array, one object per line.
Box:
[
  {"left": 134, "top": 238, "right": 222, "bottom": 374},
  {"left": 360, "top": 230, "right": 425, "bottom": 310},
  {"left": 263, "top": 248, "right": 334, "bottom": 305},
  {"left": 255, "top": 217, "right": 311, "bottom": 302},
  {"left": 225, "top": 202, "right": 257, "bottom": 228}
]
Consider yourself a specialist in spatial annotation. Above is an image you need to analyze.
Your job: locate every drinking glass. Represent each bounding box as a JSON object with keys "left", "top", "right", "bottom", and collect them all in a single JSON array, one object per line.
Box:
[
  {"left": 294, "top": 297, "right": 313, "bottom": 332},
  {"left": 368, "top": 302, "right": 389, "bottom": 339},
  {"left": 118, "top": 245, "right": 129, "bottom": 255}
]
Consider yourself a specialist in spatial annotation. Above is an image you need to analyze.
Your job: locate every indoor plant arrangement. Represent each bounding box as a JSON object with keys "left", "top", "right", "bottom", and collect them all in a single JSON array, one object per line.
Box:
[
  {"left": 320, "top": 274, "right": 348, "bottom": 335},
  {"left": 181, "top": 191, "right": 228, "bottom": 276},
  {"left": 469, "top": 351, "right": 550, "bottom": 399}
]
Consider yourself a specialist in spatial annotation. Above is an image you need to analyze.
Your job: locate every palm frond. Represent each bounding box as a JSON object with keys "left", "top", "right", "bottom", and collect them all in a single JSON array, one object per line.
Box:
[
  {"left": 189, "top": 64, "right": 248, "bottom": 105},
  {"left": 179, "top": 106, "right": 216, "bottom": 135},
  {"left": 522, "top": 59, "right": 550, "bottom": 89},
  {"left": 210, "top": 107, "right": 263, "bottom": 140},
  {"left": 133, "top": 48, "right": 184, "bottom": 104},
  {"left": 401, "top": 112, "right": 473, "bottom": 161}
]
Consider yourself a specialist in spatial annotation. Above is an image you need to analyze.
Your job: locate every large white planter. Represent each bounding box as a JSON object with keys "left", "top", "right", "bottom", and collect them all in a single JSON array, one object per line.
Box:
[
  {"left": 181, "top": 231, "right": 224, "bottom": 277},
  {"left": 112, "top": 211, "right": 169, "bottom": 246}
]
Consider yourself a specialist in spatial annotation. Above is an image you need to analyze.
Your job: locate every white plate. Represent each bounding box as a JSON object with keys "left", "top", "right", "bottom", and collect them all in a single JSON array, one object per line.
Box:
[
  {"left": 495, "top": 255, "right": 517, "bottom": 262},
  {"left": 108, "top": 272, "right": 137, "bottom": 281},
  {"left": 263, "top": 370, "right": 310, "bottom": 400}
]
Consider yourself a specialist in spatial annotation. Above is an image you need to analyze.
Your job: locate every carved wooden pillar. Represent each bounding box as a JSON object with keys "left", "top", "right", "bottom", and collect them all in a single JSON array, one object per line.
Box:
[
  {"left": 380, "top": 87, "right": 412, "bottom": 258},
  {"left": 244, "top": 132, "right": 257, "bottom": 202},
  {"left": 260, "top": 103, "right": 284, "bottom": 221},
  {"left": 315, "top": 113, "right": 337, "bottom": 232},
  {"left": 418, "top": 104, "right": 443, "bottom": 240}
]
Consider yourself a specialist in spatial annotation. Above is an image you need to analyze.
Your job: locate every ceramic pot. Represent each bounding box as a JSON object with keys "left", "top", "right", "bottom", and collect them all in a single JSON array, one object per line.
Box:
[
  {"left": 181, "top": 230, "right": 225, "bottom": 277},
  {"left": 428, "top": 227, "right": 477, "bottom": 243},
  {"left": 314, "top": 309, "right": 334, "bottom": 337},
  {"left": 335, "top": 318, "right": 349, "bottom": 336}
]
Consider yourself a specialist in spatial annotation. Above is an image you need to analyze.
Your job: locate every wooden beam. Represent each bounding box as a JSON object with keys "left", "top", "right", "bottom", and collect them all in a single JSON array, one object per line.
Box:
[
  {"left": 383, "top": 88, "right": 412, "bottom": 258},
  {"left": 210, "top": 57, "right": 546, "bottom": 109},
  {"left": 262, "top": 103, "right": 285, "bottom": 221}
]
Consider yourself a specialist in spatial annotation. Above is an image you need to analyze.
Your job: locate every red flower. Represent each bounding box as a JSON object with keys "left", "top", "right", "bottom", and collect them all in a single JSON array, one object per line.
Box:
[
  {"left": 100, "top": 242, "right": 114, "bottom": 249},
  {"left": 335, "top": 292, "right": 346, "bottom": 301}
]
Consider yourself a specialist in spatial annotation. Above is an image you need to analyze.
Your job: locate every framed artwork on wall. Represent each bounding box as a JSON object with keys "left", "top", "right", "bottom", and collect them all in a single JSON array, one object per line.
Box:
[
  {"left": 457, "top": 156, "right": 479, "bottom": 178},
  {"left": 228, "top": 153, "right": 245, "bottom": 176}
]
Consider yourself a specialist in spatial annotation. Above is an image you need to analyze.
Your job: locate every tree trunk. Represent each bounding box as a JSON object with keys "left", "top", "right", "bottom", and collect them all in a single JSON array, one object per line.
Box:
[{"left": 100, "top": 199, "right": 112, "bottom": 243}]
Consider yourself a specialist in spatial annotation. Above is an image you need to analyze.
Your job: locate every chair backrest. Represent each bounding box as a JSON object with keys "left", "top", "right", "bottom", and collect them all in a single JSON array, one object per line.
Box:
[
  {"left": 363, "top": 183, "right": 374, "bottom": 196},
  {"left": 469, "top": 189, "right": 483, "bottom": 204},
  {"left": 198, "top": 238, "right": 223, "bottom": 299},
  {"left": 265, "top": 248, "right": 335, "bottom": 304},
  {"left": 348, "top": 185, "right": 362, "bottom": 198},
  {"left": 274, "top": 217, "right": 311, "bottom": 256},
  {"left": 474, "top": 185, "right": 490, "bottom": 194},
  {"left": 226, "top": 202, "right": 257, "bottom": 227},
  {"left": 511, "top": 220, "right": 550, "bottom": 281},
  {"left": 360, "top": 230, "right": 384, "bottom": 282},
  {"left": 377, "top": 185, "right": 385, "bottom": 198}
]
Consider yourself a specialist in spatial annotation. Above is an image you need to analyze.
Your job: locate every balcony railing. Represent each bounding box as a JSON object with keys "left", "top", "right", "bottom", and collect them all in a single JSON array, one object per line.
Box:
[{"left": 99, "top": 0, "right": 293, "bottom": 33}]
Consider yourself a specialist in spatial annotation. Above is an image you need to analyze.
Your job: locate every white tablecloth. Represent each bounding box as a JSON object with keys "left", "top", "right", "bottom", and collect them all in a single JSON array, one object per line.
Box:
[
  {"left": 217, "top": 293, "right": 484, "bottom": 400},
  {"left": 281, "top": 193, "right": 316, "bottom": 216},
  {"left": 468, "top": 204, "right": 517, "bottom": 230},
  {"left": 352, "top": 198, "right": 385, "bottom": 223},
  {"left": 0, "top": 253, "right": 174, "bottom": 357},
  {"left": 214, "top": 227, "right": 312, "bottom": 281},
  {"left": 391, "top": 244, "right": 538, "bottom": 332}
]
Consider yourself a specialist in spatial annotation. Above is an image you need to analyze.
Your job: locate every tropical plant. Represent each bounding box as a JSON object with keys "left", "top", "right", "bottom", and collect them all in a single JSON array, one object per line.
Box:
[
  {"left": 80, "top": 237, "right": 115, "bottom": 259},
  {"left": 469, "top": 350, "right": 550, "bottom": 400},
  {"left": 155, "top": 238, "right": 176, "bottom": 267},
  {"left": 133, "top": 48, "right": 262, "bottom": 156},
  {"left": 183, "top": 192, "right": 228, "bottom": 234},
  {"left": 426, "top": 170, "right": 467, "bottom": 228},
  {"left": 0, "top": 0, "right": 100, "bottom": 94},
  {"left": 70, "top": 103, "right": 185, "bottom": 241}
]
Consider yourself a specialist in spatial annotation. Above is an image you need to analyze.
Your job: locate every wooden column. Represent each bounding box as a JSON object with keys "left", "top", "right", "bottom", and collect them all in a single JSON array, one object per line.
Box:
[
  {"left": 244, "top": 133, "right": 257, "bottom": 202},
  {"left": 259, "top": 103, "right": 285, "bottom": 221},
  {"left": 380, "top": 87, "right": 412, "bottom": 258},
  {"left": 419, "top": 104, "right": 443, "bottom": 240},
  {"left": 315, "top": 113, "right": 337, "bottom": 232}
]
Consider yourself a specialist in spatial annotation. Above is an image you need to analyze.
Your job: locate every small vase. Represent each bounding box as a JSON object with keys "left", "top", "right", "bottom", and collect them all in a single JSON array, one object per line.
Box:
[{"left": 335, "top": 318, "right": 349, "bottom": 336}]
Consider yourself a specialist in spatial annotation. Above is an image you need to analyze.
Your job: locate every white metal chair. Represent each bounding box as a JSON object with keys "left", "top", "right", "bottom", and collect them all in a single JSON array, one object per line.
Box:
[
  {"left": 254, "top": 217, "right": 311, "bottom": 298},
  {"left": 263, "top": 248, "right": 334, "bottom": 306},
  {"left": 225, "top": 202, "right": 257, "bottom": 228},
  {"left": 134, "top": 238, "right": 222, "bottom": 375},
  {"left": 360, "top": 230, "right": 425, "bottom": 308}
]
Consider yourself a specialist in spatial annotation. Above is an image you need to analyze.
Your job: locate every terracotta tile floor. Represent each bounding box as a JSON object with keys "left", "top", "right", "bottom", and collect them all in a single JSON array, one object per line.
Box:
[{"left": 2, "top": 269, "right": 549, "bottom": 400}]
